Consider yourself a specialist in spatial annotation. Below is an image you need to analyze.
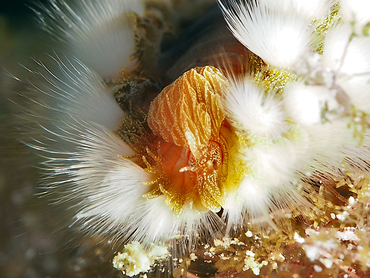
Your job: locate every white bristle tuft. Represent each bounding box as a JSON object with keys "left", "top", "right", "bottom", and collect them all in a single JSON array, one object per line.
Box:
[
  {"left": 284, "top": 81, "right": 340, "bottom": 126},
  {"left": 238, "top": 178, "right": 273, "bottom": 221},
  {"left": 290, "top": 0, "right": 335, "bottom": 20},
  {"left": 72, "top": 131, "right": 197, "bottom": 245},
  {"left": 218, "top": 0, "right": 312, "bottom": 68},
  {"left": 72, "top": 130, "right": 149, "bottom": 224},
  {"left": 243, "top": 139, "right": 300, "bottom": 188},
  {"left": 119, "top": 199, "right": 223, "bottom": 246},
  {"left": 225, "top": 78, "right": 287, "bottom": 141},
  {"left": 259, "top": 0, "right": 334, "bottom": 20},
  {"left": 338, "top": 75, "right": 370, "bottom": 112},
  {"left": 339, "top": 0, "right": 370, "bottom": 32},
  {"left": 23, "top": 56, "right": 124, "bottom": 132},
  {"left": 297, "top": 119, "right": 370, "bottom": 176},
  {"left": 222, "top": 190, "right": 246, "bottom": 231},
  {"left": 37, "top": 0, "right": 145, "bottom": 79},
  {"left": 322, "top": 24, "right": 370, "bottom": 75},
  {"left": 36, "top": 122, "right": 221, "bottom": 245}
]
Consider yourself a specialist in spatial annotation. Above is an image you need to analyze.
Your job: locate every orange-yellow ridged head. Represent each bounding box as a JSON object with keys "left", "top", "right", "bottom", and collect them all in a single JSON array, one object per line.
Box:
[
  {"left": 148, "top": 66, "right": 227, "bottom": 151},
  {"left": 146, "top": 66, "right": 230, "bottom": 214}
]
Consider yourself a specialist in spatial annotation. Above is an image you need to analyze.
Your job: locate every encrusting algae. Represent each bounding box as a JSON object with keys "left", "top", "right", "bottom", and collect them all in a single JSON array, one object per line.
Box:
[{"left": 180, "top": 165, "right": 370, "bottom": 278}]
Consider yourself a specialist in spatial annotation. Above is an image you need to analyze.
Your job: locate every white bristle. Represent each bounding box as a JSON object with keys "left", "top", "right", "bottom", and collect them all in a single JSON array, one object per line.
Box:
[
  {"left": 222, "top": 190, "right": 246, "bottom": 230},
  {"left": 223, "top": 116, "right": 370, "bottom": 229},
  {"left": 37, "top": 123, "right": 221, "bottom": 245},
  {"left": 338, "top": 75, "right": 370, "bottom": 112},
  {"left": 238, "top": 178, "right": 273, "bottom": 220},
  {"left": 218, "top": 0, "right": 312, "bottom": 68},
  {"left": 225, "top": 77, "right": 287, "bottom": 141},
  {"left": 290, "top": 0, "right": 334, "bottom": 20},
  {"left": 72, "top": 131, "right": 148, "bottom": 224},
  {"left": 339, "top": 0, "right": 370, "bottom": 32},
  {"left": 259, "top": 0, "right": 334, "bottom": 20},
  {"left": 322, "top": 24, "right": 370, "bottom": 75},
  {"left": 284, "top": 81, "right": 340, "bottom": 126},
  {"left": 243, "top": 139, "right": 300, "bottom": 187},
  {"left": 298, "top": 119, "right": 370, "bottom": 176},
  {"left": 37, "top": 0, "right": 145, "bottom": 79},
  {"left": 113, "top": 198, "right": 222, "bottom": 246},
  {"left": 240, "top": 138, "right": 308, "bottom": 219},
  {"left": 23, "top": 56, "right": 124, "bottom": 132}
]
